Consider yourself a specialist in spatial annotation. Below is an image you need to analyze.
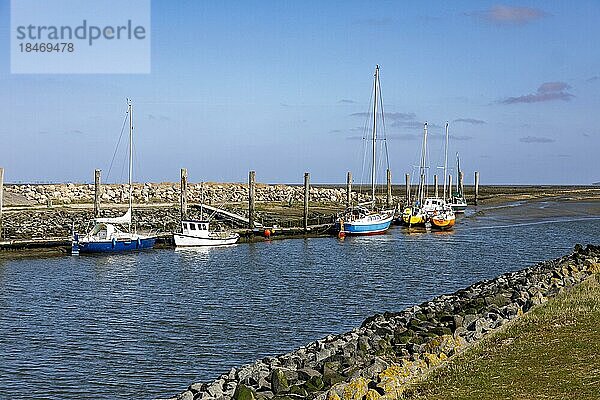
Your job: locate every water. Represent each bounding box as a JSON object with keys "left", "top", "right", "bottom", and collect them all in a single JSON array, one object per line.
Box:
[{"left": 0, "top": 214, "right": 598, "bottom": 399}]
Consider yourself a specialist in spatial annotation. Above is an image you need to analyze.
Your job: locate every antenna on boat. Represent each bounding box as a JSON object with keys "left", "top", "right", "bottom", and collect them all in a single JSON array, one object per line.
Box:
[{"left": 200, "top": 182, "right": 204, "bottom": 220}]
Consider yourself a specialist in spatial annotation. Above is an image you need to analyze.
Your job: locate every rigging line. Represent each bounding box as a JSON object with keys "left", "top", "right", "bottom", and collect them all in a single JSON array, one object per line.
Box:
[
  {"left": 358, "top": 81, "right": 374, "bottom": 198},
  {"left": 119, "top": 137, "right": 128, "bottom": 185},
  {"left": 377, "top": 72, "right": 390, "bottom": 171},
  {"left": 106, "top": 109, "right": 129, "bottom": 183}
]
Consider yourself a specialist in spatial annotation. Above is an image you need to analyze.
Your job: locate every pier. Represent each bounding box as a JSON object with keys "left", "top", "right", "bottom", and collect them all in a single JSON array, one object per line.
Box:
[{"left": 8, "top": 165, "right": 600, "bottom": 253}]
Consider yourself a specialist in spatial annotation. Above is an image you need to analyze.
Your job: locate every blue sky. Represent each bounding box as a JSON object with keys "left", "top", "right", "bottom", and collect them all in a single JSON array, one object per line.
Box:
[{"left": 1, "top": 1, "right": 599, "bottom": 184}]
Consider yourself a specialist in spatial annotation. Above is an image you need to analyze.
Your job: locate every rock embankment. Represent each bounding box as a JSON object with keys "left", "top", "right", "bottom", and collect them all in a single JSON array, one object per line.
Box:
[
  {"left": 169, "top": 244, "right": 600, "bottom": 400},
  {"left": 2, "top": 208, "right": 182, "bottom": 240},
  {"left": 5, "top": 183, "right": 357, "bottom": 205}
]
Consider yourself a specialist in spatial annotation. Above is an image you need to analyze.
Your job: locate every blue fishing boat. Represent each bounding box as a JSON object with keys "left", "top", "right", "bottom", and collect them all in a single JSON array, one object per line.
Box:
[
  {"left": 336, "top": 65, "right": 395, "bottom": 236},
  {"left": 72, "top": 100, "right": 156, "bottom": 254}
]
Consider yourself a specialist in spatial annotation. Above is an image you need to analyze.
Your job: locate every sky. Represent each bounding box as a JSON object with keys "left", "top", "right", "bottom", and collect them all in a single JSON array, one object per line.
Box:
[{"left": 1, "top": 1, "right": 599, "bottom": 185}]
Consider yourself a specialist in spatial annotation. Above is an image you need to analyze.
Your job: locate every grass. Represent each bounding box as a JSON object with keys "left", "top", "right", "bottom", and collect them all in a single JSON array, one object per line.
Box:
[{"left": 403, "top": 274, "right": 600, "bottom": 400}]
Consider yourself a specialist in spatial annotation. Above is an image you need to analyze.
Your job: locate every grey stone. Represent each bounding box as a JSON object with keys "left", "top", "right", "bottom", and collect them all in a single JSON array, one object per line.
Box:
[
  {"left": 177, "top": 391, "right": 195, "bottom": 400},
  {"left": 270, "top": 369, "right": 289, "bottom": 394}
]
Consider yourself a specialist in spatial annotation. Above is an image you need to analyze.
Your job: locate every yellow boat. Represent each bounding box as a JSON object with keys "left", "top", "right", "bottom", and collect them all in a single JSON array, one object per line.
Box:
[{"left": 401, "top": 207, "right": 426, "bottom": 226}]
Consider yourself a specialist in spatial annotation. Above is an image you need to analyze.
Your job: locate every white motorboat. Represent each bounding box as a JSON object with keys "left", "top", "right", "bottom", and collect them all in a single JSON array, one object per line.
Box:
[{"left": 173, "top": 220, "right": 240, "bottom": 247}]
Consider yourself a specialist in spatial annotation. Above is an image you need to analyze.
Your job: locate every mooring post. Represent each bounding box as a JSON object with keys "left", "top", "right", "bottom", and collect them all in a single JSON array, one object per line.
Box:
[
  {"left": 459, "top": 171, "right": 464, "bottom": 197},
  {"left": 448, "top": 175, "right": 453, "bottom": 199},
  {"left": 346, "top": 171, "right": 352, "bottom": 208},
  {"left": 434, "top": 174, "right": 438, "bottom": 198},
  {"left": 386, "top": 169, "right": 392, "bottom": 208},
  {"left": 0, "top": 167, "right": 3, "bottom": 240},
  {"left": 474, "top": 171, "right": 480, "bottom": 205},
  {"left": 303, "top": 172, "right": 310, "bottom": 231},
  {"left": 180, "top": 168, "right": 188, "bottom": 220},
  {"left": 248, "top": 170, "right": 256, "bottom": 229},
  {"left": 405, "top": 173, "right": 410, "bottom": 205},
  {"left": 94, "top": 169, "right": 101, "bottom": 218}
]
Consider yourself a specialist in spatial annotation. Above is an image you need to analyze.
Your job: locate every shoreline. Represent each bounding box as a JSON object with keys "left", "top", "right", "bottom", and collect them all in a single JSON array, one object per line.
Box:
[
  {"left": 2, "top": 185, "right": 600, "bottom": 255},
  {"left": 165, "top": 244, "right": 600, "bottom": 400}
]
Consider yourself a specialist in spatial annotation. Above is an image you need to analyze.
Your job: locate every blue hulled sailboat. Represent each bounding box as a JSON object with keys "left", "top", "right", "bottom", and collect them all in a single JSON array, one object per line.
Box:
[
  {"left": 336, "top": 65, "right": 395, "bottom": 236},
  {"left": 72, "top": 100, "right": 156, "bottom": 254}
]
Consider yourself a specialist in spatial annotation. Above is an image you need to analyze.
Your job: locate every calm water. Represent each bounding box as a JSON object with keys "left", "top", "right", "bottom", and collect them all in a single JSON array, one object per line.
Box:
[{"left": 0, "top": 213, "right": 599, "bottom": 399}]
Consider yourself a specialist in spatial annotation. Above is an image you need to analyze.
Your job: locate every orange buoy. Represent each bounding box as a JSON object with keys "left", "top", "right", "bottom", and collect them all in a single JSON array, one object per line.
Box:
[
  {"left": 264, "top": 229, "right": 271, "bottom": 238},
  {"left": 338, "top": 219, "right": 346, "bottom": 239}
]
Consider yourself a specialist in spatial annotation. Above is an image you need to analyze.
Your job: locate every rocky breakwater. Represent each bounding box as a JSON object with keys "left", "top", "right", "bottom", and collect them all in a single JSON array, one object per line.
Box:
[
  {"left": 168, "top": 244, "right": 600, "bottom": 400},
  {"left": 2, "top": 207, "right": 184, "bottom": 240},
  {"left": 5, "top": 183, "right": 355, "bottom": 205}
]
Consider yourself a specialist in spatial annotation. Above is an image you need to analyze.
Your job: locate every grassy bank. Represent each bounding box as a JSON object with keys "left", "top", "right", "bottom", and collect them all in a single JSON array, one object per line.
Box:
[{"left": 404, "top": 273, "right": 600, "bottom": 400}]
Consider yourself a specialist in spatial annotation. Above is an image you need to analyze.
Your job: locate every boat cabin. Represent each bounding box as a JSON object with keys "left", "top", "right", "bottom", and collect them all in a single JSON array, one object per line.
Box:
[
  {"left": 423, "top": 198, "right": 446, "bottom": 210},
  {"left": 181, "top": 220, "right": 211, "bottom": 238}
]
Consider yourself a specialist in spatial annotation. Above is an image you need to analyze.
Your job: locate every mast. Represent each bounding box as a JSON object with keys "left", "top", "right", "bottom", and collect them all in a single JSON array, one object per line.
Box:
[
  {"left": 456, "top": 152, "right": 460, "bottom": 193},
  {"left": 443, "top": 122, "right": 449, "bottom": 200},
  {"left": 371, "top": 65, "right": 379, "bottom": 207},
  {"left": 128, "top": 99, "right": 133, "bottom": 231},
  {"left": 418, "top": 122, "right": 428, "bottom": 204}
]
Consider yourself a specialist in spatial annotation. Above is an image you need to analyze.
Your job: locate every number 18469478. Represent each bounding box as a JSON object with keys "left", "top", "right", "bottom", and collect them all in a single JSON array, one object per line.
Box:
[{"left": 19, "top": 42, "right": 74, "bottom": 52}]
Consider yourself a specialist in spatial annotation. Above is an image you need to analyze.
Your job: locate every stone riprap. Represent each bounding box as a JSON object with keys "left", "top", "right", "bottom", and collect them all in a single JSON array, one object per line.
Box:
[
  {"left": 5, "top": 183, "right": 357, "bottom": 206},
  {"left": 167, "top": 244, "right": 600, "bottom": 400},
  {"left": 1, "top": 207, "right": 182, "bottom": 240}
]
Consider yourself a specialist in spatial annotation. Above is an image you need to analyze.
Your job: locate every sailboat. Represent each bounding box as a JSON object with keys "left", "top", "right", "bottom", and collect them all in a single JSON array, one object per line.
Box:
[
  {"left": 336, "top": 65, "right": 394, "bottom": 235},
  {"left": 401, "top": 123, "right": 428, "bottom": 227},
  {"left": 448, "top": 152, "right": 468, "bottom": 213},
  {"left": 430, "top": 122, "right": 456, "bottom": 230},
  {"left": 72, "top": 100, "right": 156, "bottom": 254}
]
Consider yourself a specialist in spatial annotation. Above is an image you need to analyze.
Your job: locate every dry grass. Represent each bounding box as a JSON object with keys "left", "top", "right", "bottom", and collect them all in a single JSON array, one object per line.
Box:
[{"left": 403, "top": 274, "right": 600, "bottom": 400}]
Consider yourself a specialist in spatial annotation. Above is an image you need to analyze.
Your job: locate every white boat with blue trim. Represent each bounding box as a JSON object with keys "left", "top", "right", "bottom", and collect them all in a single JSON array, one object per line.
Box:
[
  {"left": 336, "top": 65, "right": 394, "bottom": 236},
  {"left": 337, "top": 206, "right": 394, "bottom": 235},
  {"left": 72, "top": 100, "right": 156, "bottom": 254}
]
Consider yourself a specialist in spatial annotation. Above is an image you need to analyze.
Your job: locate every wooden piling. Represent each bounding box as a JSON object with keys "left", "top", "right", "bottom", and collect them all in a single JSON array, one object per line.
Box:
[
  {"left": 448, "top": 175, "right": 453, "bottom": 199},
  {"left": 434, "top": 174, "right": 438, "bottom": 198},
  {"left": 475, "top": 171, "right": 480, "bottom": 205},
  {"left": 346, "top": 171, "right": 352, "bottom": 208},
  {"left": 180, "top": 168, "right": 188, "bottom": 220},
  {"left": 248, "top": 170, "right": 256, "bottom": 229},
  {"left": 303, "top": 172, "right": 310, "bottom": 231},
  {"left": 94, "top": 169, "right": 101, "bottom": 218},
  {"left": 386, "top": 169, "right": 392, "bottom": 208},
  {"left": 405, "top": 173, "right": 410, "bottom": 204},
  {"left": 0, "top": 167, "right": 3, "bottom": 240}
]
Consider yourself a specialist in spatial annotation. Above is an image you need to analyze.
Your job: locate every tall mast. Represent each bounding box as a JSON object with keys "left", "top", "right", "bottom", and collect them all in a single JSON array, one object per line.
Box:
[
  {"left": 456, "top": 152, "right": 460, "bottom": 193},
  {"left": 371, "top": 65, "right": 379, "bottom": 207},
  {"left": 128, "top": 99, "right": 133, "bottom": 230},
  {"left": 443, "top": 122, "right": 449, "bottom": 200},
  {"left": 418, "top": 122, "right": 428, "bottom": 204}
]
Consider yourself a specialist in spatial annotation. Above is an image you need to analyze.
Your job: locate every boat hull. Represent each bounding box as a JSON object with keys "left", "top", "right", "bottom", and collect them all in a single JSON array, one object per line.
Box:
[
  {"left": 400, "top": 208, "right": 426, "bottom": 226},
  {"left": 174, "top": 233, "right": 239, "bottom": 247},
  {"left": 431, "top": 217, "right": 455, "bottom": 230},
  {"left": 76, "top": 237, "right": 156, "bottom": 253},
  {"left": 336, "top": 214, "right": 394, "bottom": 235},
  {"left": 450, "top": 204, "right": 467, "bottom": 213}
]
